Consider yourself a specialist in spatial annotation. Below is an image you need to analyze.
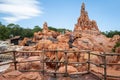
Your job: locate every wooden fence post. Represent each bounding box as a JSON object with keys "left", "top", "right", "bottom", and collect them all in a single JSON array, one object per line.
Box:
[
  {"left": 103, "top": 52, "right": 107, "bottom": 80},
  {"left": 88, "top": 51, "right": 90, "bottom": 73},
  {"left": 13, "top": 51, "right": 17, "bottom": 70},
  {"left": 64, "top": 51, "right": 68, "bottom": 77}
]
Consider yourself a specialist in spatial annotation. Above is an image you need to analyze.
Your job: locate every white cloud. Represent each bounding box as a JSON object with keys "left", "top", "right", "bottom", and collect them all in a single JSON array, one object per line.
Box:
[{"left": 0, "top": 0, "right": 42, "bottom": 23}]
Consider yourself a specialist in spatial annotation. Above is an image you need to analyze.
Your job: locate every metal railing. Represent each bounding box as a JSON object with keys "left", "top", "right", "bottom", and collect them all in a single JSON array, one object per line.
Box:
[{"left": 0, "top": 50, "right": 120, "bottom": 80}]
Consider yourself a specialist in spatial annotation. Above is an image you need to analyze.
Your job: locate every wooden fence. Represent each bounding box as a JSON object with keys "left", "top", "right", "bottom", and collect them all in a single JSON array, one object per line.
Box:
[{"left": 0, "top": 50, "right": 120, "bottom": 80}]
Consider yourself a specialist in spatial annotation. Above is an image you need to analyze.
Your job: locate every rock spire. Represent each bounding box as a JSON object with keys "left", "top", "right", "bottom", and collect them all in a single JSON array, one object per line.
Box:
[{"left": 74, "top": 3, "right": 99, "bottom": 31}]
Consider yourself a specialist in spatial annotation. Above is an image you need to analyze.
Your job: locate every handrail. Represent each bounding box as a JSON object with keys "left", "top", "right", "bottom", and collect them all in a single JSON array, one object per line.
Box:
[
  {"left": 0, "top": 50, "right": 14, "bottom": 54},
  {"left": 0, "top": 50, "right": 120, "bottom": 80}
]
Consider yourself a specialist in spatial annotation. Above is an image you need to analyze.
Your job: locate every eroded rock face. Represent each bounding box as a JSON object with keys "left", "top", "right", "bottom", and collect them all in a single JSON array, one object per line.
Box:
[
  {"left": 19, "top": 37, "right": 29, "bottom": 46},
  {"left": 115, "top": 47, "right": 120, "bottom": 53},
  {"left": 32, "top": 22, "right": 60, "bottom": 42},
  {"left": 70, "top": 2, "right": 117, "bottom": 53},
  {"left": 18, "top": 56, "right": 42, "bottom": 70},
  {"left": 35, "top": 39, "right": 53, "bottom": 50},
  {"left": 111, "top": 35, "right": 120, "bottom": 42},
  {"left": 114, "top": 61, "right": 120, "bottom": 70},
  {"left": 58, "top": 65, "right": 78, "bottom": 73},
  {"left": 43, "top": 22, "right": 49, "bottom": 32},
  {"left": 2, "top": 71, "right": 42, "bottom": 80},
  {"left": 74, "top": 3, "right": 99, "bottom": 32},
  {"left": 3, "top": 71, "right": 22, "bottom": 78}
]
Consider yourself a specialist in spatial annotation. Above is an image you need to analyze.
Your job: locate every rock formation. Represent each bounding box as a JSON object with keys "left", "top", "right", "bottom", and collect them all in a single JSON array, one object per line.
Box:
[
  {"left": 33, "top": 22, "right": 60, "bottom": 42},
  {"left": 74, "top": 3, "right": 99, "bottom": 32},
  {"left": 42, "top": 22, "right": 49, "bottom": 34},
  {"left": 2, "top": 3, "right": 120, "bottom": 80}
]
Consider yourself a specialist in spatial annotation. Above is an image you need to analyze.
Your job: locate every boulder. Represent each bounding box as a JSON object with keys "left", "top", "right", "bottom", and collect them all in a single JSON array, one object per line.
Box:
[
  {"left": 58, "top": 65, "right": 78, "bottom": 74},
  {"left": 3, "top": 70, "right": 22, "bottom": 78},
  {"left": 115, "top": 47, "right": 120, "bottom": 53},
  {"left": 19, "top": 72, "right": 42, "bottom": 80}
]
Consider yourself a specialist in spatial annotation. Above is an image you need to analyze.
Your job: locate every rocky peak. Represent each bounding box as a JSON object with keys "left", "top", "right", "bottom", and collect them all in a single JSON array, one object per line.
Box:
[
  {"left": 43, "top": 22, "right": 48, "bottom": 31},
  {"left": 80, "top": 3, "right": 89, "bottom": 21},
  {"left": 74, "top": 3, "right": 99, "bottom": 32}
]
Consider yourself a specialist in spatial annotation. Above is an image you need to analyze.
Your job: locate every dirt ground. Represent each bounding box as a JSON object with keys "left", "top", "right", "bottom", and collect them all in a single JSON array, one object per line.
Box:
[
  {"left": 0, "top": 69, "right": 101, "bottom": 80},
  {"left": 46, "top": 74, "right": 101, "bottom": 80}
]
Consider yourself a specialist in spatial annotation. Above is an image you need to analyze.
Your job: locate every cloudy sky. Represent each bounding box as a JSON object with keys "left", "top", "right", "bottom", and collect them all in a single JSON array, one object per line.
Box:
[{"left": 0, "top": 0, "right": 120, "bottom": 31}]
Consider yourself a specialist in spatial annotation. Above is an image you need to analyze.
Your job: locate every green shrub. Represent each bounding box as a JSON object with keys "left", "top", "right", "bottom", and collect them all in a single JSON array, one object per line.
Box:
[{"left": 112, "top": 41, "right": 120, "bottom": 52}]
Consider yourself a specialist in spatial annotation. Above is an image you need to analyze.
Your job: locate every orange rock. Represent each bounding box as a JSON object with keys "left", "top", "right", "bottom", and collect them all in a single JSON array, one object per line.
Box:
[
  {"left": 57, "top": 34, "right": 69, "bottom": 43},
  {"left": 113, "top": 61, "right": 120, "bottom": 70},
  {"left": 74, "top": 3, "right": 99, "bottom": 32},
  {"left": 19, "top": 37, "right": 29, "bottom": 46},
  {"left": 35, "top": 39, "right": 52, "bottom": 50},
  {"left": 17, "top": 58, "right": 31, "bottom": 70},
  {"left": 57, "top": 42, "right": 69, "bottom": 50},
  {"left": 18, "top": 56, "right": 42, "bottom": 70},
  {"left": 77, "top": 65, "right": 87, "bottom": 72},
  {"left": 3, "top": 70, "right": 22, "bottom": 78},
  {"left": 58, "top": 65, "right": 78, "bottom": 74},
  {"left": 111, "top": 35, "right": 120, "bottom": 42},
  {"left": 0, "top": 75, "right": 7, "bottom": 80},
  {"left": 67, "top": 52, "right": 77, "bottom": 63},
  {"left": 115, "top": 47, "right": 120, "bottom": 53},
  {"left": 22, "top": 73, "right": 38, "bottom": 80},
  {"left": 42, "top": 22, "right": 49, "bottom": 33},
  {"left": 17, "top": 58, "right": 38, "bottom": 70},
  {"left": 33, "top": 32, "right": 43, "bottom": 42},
  {"left": 19, "top": 72, "right": 42, "bottom": 80}
]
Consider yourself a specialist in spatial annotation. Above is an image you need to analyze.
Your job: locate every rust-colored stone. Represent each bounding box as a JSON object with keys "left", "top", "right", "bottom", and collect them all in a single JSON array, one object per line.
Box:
[
  {"left": 74, "top": 3, "right": 99, "bottom": 32},
  {"left": 58, "top": 65, "right": 78, "bottom": 74}
]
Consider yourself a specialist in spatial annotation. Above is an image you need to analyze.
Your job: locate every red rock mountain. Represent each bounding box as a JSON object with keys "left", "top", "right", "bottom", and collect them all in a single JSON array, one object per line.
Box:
[{"left": 74, "top": 3, "right": 99, "bottom": 31}]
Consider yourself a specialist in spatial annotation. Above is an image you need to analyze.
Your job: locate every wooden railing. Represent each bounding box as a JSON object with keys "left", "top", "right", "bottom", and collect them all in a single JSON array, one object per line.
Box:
[{"left": 0, "top": 50, "right": 120, "bottom": 80}]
